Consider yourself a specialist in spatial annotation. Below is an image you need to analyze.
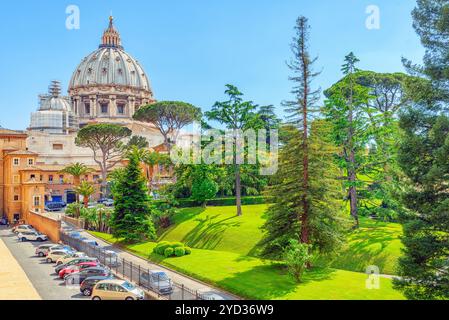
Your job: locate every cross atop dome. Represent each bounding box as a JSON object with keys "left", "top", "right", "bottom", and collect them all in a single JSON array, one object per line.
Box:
[{"left": 100, "top": 15, "right": 123, "bottom": 49}]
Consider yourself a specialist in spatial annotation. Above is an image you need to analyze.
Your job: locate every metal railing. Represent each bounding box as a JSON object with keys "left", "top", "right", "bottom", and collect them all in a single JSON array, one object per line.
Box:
[{"left": 60, "top": 232, "right": 209, "bottom": 300}]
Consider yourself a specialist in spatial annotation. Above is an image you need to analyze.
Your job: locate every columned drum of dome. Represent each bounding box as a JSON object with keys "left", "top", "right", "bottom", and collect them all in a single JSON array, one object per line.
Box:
[{"left": 68, "top": 16, "right": 154, "bottom": 127}]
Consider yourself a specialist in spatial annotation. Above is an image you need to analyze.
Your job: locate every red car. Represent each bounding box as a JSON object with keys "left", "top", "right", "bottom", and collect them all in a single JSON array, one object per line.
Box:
[{"left": 58, "top": 261, "right": 98, "bottom": 279}]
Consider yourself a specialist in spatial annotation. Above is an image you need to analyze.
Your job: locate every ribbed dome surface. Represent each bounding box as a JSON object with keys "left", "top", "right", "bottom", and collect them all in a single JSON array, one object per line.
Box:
[{"left": 68, "top": 17, "right": 151, "bottom": 91}]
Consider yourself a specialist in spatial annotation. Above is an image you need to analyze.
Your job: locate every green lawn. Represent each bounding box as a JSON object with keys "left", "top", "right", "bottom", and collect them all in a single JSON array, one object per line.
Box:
[
  {"left": 159, "top": 205, "right": 267, "bottom": 256},
  {"left": 89, "top": 204, "right": 404, "bottom": 299},
  {"left": 330, "top": 217, "right": 403, "bottom": 275},
  {"left": 158, "top": 205, "right": 403, "bottom": 275},
  {"left": 90, "top": 231, "right": 403, "bottom": 300}
]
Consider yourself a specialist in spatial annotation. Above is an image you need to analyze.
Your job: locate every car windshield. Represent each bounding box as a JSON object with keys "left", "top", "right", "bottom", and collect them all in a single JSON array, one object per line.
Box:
[
  {"left": 152, "top": 272, "right": 169, "bottom": 281},
  {"left": 121, "top": 281, "right": 136, "bottom": 291}
]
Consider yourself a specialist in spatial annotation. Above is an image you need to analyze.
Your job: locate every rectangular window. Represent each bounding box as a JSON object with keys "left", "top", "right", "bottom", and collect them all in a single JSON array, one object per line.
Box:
[
  {"left": 13, "top": 158, "right": 20, "bottom": 166},
  {"left": 117, "top": 104, "right": 125, "bottom": 114},
  {"left": 85, "top": 103, "right": 91, "bottom": 114},
  {"left": 93, "top": 175, "right": 100, "bottom": 181},
  {"left": 53, "top": 144, "right": 63, "bottom": 150},
  {"left": 34, "top": 196, "right": 40, "bottom": 207},
  {"left": 13, "top": 175, "right": 20, "bottom": 184},
  {"left": 13, "top": 195, "right": 19, "bottom": 201},
  {"left": 48, "top": 175, "right": 53, "bottom": 183},
  {"left": 30, "top": 174, "right": 36, "bottom": 180},
  {"left": 59, "top": 175, "right": 64, "bottom": 184},
  {"left": 28, "top": 158, "right": 34, "bottom": 166},
  {"left": 101, "top": 103, "right": 108, "bottom": 114}
]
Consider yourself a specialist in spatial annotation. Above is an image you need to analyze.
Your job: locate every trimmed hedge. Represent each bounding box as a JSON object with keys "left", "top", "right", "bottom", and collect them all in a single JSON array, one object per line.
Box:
[
  {"left": 164, "top": 247, "right": 174, "bottom": 257},
  {"left": 174, "top": 247, "right": 186, "bottom": 257},
  {"left": 176, "top": 196, "right": 273, "bottom": 208},
  {"left": 154, "top": 241, "right": 190, "bottom": 258}
]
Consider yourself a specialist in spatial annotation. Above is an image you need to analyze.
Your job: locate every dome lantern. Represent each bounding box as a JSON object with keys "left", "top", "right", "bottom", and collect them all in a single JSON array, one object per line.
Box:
[{"left": 100, "top": 16, "right": 123, "bottom": 49}]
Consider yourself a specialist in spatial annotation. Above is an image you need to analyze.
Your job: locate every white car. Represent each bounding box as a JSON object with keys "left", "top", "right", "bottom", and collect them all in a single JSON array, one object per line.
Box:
[
  {"left": 12, "top": 224, "right": 35, "bottom": 234},
  {"left": 56, "top": 252, "right": 86, "bottom": 265},
  {"left": 18, "top": 231, "right": 48, "bottom": 242},
  {"left": 46, "top": 250, "right": 70, "bottom": 263}
]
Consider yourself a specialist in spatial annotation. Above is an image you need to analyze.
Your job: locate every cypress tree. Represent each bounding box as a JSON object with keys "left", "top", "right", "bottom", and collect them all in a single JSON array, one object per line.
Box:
[{"left": 110, "top": 148, "right": 156, "bottom": 242}]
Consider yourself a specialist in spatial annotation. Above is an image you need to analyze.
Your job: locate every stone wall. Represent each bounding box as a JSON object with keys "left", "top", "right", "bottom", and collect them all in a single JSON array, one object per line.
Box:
[
  {"left": 25, "top": 210, "right": 61, "bottom": 243},
  {"left": 61, "top": 215, "right": 85, "bottom": 229}
]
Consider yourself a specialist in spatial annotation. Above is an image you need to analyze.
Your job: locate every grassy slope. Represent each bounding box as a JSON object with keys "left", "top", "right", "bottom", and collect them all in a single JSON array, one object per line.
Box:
[
  {"left": 91, "top": 231, "right": 403, "bottom": 300},
  {"left": 330, "top": 218, "right": 403, "bottom": 275},
  {"left": 158, "top": 205, "right": 267, "bottom": 256},
  {"left": 158, "top": 205, "right": 403, "bottom": 275}
]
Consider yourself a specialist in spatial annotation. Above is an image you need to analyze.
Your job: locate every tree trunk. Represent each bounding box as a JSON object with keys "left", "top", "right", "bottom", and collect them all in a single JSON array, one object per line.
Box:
[
  {"left": 83, "top": 196, "right": 89, "bottom": 208},
  {"left": 348, "top": 155, "right": 359, "bottom": 228},
  {"left": 98, "top": 209, "right": 102, "bottom": 232},
  {"left": 300, "top": 35, "right": 310, "bottom": 245},
  {"left": 348, "top": 74, "right": 359, "bottom": 228},
  {"left": 235, "top": 165, "right": 242, "bottom": 216}
]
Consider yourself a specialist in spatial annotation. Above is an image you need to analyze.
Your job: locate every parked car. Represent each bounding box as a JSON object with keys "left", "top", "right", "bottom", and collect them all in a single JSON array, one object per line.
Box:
[
  {"left": 103, "top": 199, "right": 114, "bottom": 207},
  {"left": 61, "top": 226, "right": 74, "bottom": 233},
  {"left": 65, "top": 266, "right": 111, "bottom": 285},
  {"left": 12, "top": 224, "right": 35, "bottom": 234},
  {"left": 82, "top": 239, "right": 99, "bottom": 246},
  {"left": 35, "top": 244, "right": 59, "bottom": 257},
  {"left": 18, "top": 231, "right": 47, "bottom": 242},
  {"left": 139, "top": 270, "right": 173, "bottom": 295},
  {"left": 59, "top": 261, "right": 99, "bottom": 279},
  {"left": 80, "top": 275, "right": 114, "bottom": 296},
  {"left": 46, "top": 250, "right": 71, "bottom": 263},
  {"left": 68, "top": 232, "right": 82, "bottom": 239},
  {"left": 92, "top": 280, "right": 145, "bottom": 300},
  {"left": 45, "top": 245, "right": 73, "bottom": 256},
  {"left": 55, "top": 257, "right": 98, "bottom": 273},
  {"left": 56, "top": 252, "right": 86, "bottom": 265},
  {"left": 45, "top": 202, "right": 66, "bottom": 212},
  {"left": 197, "top": 289, "right": 226, "bottom": 300},
  {"left": 102, "top": 250, "right": 121, "bottom": 267}
]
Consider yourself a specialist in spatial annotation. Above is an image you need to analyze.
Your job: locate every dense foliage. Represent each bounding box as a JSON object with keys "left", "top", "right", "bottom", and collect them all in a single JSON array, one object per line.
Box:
[
  {"left": 109, "top": 148, "right": 156, "bottom": 242},
  {"left": 393, "top": 0, "right": 449, "bottom": 300}
]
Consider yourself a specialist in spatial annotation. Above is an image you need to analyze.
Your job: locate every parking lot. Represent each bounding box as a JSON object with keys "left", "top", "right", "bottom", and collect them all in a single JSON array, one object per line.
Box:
[{"left": 0, "top": 226, "right": 89, "bottom": 300}]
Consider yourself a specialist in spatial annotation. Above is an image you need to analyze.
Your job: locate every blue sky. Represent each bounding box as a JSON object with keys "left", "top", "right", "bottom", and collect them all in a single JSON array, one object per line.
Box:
[{"left": 0, "top": 0, "right": 424, "bottom": 130}]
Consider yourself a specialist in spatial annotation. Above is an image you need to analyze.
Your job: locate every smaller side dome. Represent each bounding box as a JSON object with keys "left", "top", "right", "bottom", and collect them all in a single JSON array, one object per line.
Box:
[{"left": 39, "top": 81, "right": 72, "bottom": 112}]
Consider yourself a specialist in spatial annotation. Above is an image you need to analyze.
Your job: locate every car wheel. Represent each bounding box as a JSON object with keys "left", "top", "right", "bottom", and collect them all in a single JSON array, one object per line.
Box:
[
  {"left": 38, "top": 252, "right": 44, "bottom": 257},
  {"left": 21, "top": 237, "right": 26, "bottom": 242},
  {"left": 37, "top": 238, "right": 44, "bottom": 242},
  {"left": 125, "top": 297, "right": 134, "bottom": 301},
  {"left": 92, "top": 296, "right": 101, "bottom": 300},
  {"left": 46, "top": 258, "right": 52, "bottom": 263},
  {"left": 83, "top": 288, "right": 92, "bottom": 296}
]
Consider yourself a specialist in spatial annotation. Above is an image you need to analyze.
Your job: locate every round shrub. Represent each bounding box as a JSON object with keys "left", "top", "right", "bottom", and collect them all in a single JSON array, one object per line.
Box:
[
  {"left": 184, "top": 246, "right": 192, "bottom": 255},
  {"left": 156, "top": 242, "right": 172, "bottom": 255},
  {"left": 174, "top": 247, "right": 186, "bottom": 257},
  {"left": 172, "top": 242, "right": 185, "bottom": 248},
  {"left": 164, "top": 247, "right": 174, "bottom": 257}
]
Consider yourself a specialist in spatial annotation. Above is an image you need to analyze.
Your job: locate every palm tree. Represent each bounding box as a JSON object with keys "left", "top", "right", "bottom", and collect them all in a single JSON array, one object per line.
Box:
[
  {"left": 75, "top": 181, "right": 95, "bottom": 208},
  {"left": 60, "top": 162, "right": 94, "bottom": 196},
  {"left": 138, "top": 148, "right": 171, "bottom": 191}
]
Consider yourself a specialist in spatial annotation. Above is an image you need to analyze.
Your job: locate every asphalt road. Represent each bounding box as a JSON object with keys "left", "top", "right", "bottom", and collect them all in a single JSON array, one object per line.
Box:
[
  {"left": 0, "top": 226, "right": 89, "bottom": 300},
  {"left": 62, "top": 221, "right": 239, "bottom": 300}
]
